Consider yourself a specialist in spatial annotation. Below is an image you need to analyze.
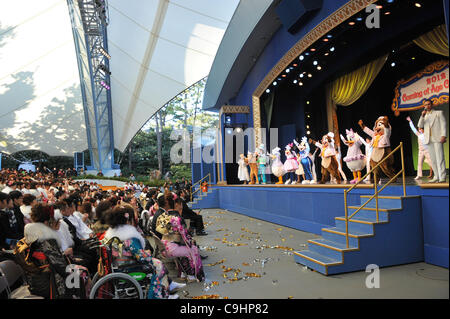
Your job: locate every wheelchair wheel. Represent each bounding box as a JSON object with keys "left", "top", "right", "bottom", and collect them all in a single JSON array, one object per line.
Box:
[
  {"left": 91, "top": 272, "right": 100, "bottom": 286},
  {"left": 89, "top": 273, "right": 144, "bottom": 299}
]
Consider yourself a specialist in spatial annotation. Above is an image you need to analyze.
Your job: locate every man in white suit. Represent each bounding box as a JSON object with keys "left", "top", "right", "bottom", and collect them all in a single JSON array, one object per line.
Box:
[{"left": 418, "top": 99, "right": 447, "bottom": 183}]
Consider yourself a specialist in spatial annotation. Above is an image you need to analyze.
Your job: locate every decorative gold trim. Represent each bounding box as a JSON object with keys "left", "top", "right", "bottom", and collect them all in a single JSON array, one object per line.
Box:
[
  {"left": 347, "top": 205, "right": 402, "bottom": 212},
  {"left": 251, "top": 0, "right": 378, "bottom": 146},
  {"left": 221, "top": 105, "right": 250, "bottom": 114},
  {"left": 307, "top": 239, "right": 359, "bottom": 252}
]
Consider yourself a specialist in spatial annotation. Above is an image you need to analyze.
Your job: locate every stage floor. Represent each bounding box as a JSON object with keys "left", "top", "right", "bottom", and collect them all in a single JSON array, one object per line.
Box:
[{"left": 220, "top": 176, "right": 449, "bottom": 189}]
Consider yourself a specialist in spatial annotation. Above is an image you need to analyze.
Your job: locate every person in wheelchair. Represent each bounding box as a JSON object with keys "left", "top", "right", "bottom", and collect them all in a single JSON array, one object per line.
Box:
[
  {"left": 17, "top": 203, "right": 89, "bottom": 299},
  {"left": 103, "top": 205, "right": 182, "bottom": 299},
  {"left": 156, "top": 198, "right": 205, "bottom": 283}
]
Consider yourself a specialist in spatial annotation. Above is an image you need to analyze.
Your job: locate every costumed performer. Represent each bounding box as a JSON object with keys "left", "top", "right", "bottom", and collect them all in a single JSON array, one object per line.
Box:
[
  {"left": 358, "top": 116, "right": 396, "bottom": 184},
  {"left": 310, "top": 133, "right": 341, "bottom": 184},
  {"left": 248, "top": 151, "right": 259, "bottom": 185},
  {"left": 340, "top": 129, "right": 366, "bottom": 184},
  {"left": 293, "top": 137, "right": 314, "bottom": 184},
  {"left": 270, "top": 147, "right": 286, "bottom": 184},
  {"left": 237, "top": 153, "right": 250, "bottom": 184},
  {"left": 283, "top": 143, "right": 299, "bottom": 184},
  {"left": 406, "top": 116, "right": 433, "bottom": 180},
  {"left": 257, "top": 144, "right": 269, "bottom": 184}
]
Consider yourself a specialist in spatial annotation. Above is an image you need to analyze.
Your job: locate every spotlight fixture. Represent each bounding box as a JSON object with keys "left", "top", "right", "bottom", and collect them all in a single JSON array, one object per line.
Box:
[
  {"left": 310, "top": 48, "right": 316, "bottom": 52},
  {"left": 330, "top": 47, "right": 335, "bottom": 52},
  {"left": 327, "top": 34, "right": 332, "bottom": 38},
  {"left": 100, "top": 80, "right": 110, "bottom": 90},
  {"left": 391, "top": 62, "right": 396, "bottom": 67},
  {"left": 299, "top": 82, "right": 303, "bottom": 86},
  {"left": 307, "top": 101, "right": 310, "bottom": 105},
  {"left": 299, "top": 55, "right": 304, "bottom": 60},
  {"left": 293, "top": 80, "right": 298, "bottom": 84},
  {"left": 307, "top": 130, "right": 311, "bottom": 135},
  {"left": 273, "top": 81, "right": 277, "bottom": 86},
  {"left": 349, "top": 21, "right": 355, "bottom": 26},
  {"left": 313, "top": 60, "right": 318, "bottom": 65},
  {"left": 412, "top": 57, "right": 416, "bottom": 60},
  {"left": 356, "top": 17, "right": 363, "bottom": 21},
  {"left": 282, "top": 74, "right": 286, "bottom": 78},
  {"left": 99, "top": 47, "right": 111, "bottom": 59},
  {"left": 307, "top": 115, "right": 311, "bottom": 118},
  {"left": 386, "top": 0, "right": 394, "bottom": 3},
  {"left": 307, "top": 73, "right": 312, "bottom": 78},
  {"left": 286, "top": 69, "right": 290, "bottom": 73},
  {"left": 293, "top": 64, "right": 298, "bottom": 67},
  {"left": 317, "top": 66, "right": 322, "bottom": 70},
  {"left": 324, "top": 52, "right": 329, "bottom": 56},
  {"left": 376, "top": 5, "right": 383, "bottom": 9},
  {"left": 98, "top": 64, "right": 111, "bottom": 75},
  {"left": 300, "top": 74, "right": 304, "bottom": 78},
  {"left": 306, "top": 125, "right": 310, "bottom": 129},
  {"left": 305, "top": 52, "right": 310, "bottom": 56},
  {"left": 385, "top": 11, "right": 390, "bottom": 15},
  {"left": 415, "top": 3, "right": 421, "bottom": 8},
  {"left": 235, "top": 127, "right": 243, "bottom": 133},
  {"left": 323, "top": 38, "right": 329, "bottom": 42},
  {"left": 266, "top": 89, "right": 270, "bottom": 93}
]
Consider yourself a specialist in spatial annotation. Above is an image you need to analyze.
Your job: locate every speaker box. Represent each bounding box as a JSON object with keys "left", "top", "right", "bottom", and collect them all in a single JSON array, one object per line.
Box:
[{"left": 275, "top": 0, "right": 323, "bottom": 34}]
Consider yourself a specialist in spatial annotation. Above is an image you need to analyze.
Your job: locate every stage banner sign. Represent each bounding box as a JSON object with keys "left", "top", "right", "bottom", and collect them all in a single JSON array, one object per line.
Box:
[{"left": 392, "top": 60, "right": 449, "bottom": 115}]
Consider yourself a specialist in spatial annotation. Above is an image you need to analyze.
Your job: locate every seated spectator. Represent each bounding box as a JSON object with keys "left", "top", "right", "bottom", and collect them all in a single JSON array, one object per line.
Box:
[
  {"left": 179, "top": 190, "right": 208, "bottom": 236},
  {"left": 9, "top": 190, "right": 26, "bottom": 235},
  {"left": 156, "top": 197, "right": 205, "bottom": 282},
  {"left": 64, "top": 195, "right": 93, "bottom": 240},
  {"left": 19, "top": 203, "right": 70, "bottom": 299},
  {"left": 103, "top": 206, "right": 176, "bottom": 299},
  {"left": 20, "top": 194, "right": 37, "bottom": 224},
  {"left": 91, "top": 200, "right": 112, "bottom": 238},
  {"left": 0, "top": 192, "right": 24, "bottom": 251}
]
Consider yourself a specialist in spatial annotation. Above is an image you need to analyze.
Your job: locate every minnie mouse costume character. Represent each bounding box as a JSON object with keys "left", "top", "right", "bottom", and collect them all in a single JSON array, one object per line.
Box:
[
  {"left": 283, "top": 143, "right": 299, "bottom": 184},
  {"left": 340, "top": 129, "right": 366, "bottom": 184}
]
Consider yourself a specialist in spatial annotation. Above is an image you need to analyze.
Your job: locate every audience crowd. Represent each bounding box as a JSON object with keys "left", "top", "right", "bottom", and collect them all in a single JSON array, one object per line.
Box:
[{"left": 0, "top": 168, "right": 206, "bottom": 299}]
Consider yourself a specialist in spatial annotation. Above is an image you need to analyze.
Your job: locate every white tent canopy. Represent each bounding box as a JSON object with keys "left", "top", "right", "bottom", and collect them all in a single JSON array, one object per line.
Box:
[{"left": 0, "top": 0, "right": 239, "bottom": 157}]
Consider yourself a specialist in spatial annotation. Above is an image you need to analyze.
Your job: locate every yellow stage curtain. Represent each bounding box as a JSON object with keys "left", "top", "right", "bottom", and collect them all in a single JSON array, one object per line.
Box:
[
  {"left": 413, "top": 24, "right": 449, "bottom": 57},
  {"left": 330, "top": 54, "right": 388, "bottom": 106}
]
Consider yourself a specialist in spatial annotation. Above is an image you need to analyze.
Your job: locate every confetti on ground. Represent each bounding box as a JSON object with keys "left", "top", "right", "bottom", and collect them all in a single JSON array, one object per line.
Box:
[
  {"left": 205, "top": 259, "right": 226, "bottom": 267},
  {"left": 245, "top": 273, "right": 262, "bottom": 278},
  {"left": 242, "top": 262, "right": 251, "bottom": 266},
  {"left": 191, "top": 294, "right": 222, "bottom": 299}
]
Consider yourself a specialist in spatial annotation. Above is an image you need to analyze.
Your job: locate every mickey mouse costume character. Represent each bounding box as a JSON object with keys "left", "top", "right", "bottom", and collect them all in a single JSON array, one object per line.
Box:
[
  {"left": 359, "top": 116, "right": 396, "bottom": 184},
  {"left": 293, "top": 137, "right": 314, "bottom": 184},
  {"left": 310, "top": 133, "right": 341, "bottom": 184}
]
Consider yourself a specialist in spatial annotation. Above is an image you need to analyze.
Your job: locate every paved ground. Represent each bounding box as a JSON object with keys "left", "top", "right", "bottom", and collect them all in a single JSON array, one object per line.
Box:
[{"left": 174, "top": 208, "right": 448, "bottom": 299}]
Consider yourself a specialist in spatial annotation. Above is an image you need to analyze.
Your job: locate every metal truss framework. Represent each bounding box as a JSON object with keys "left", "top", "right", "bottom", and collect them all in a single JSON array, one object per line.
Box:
[{"left": 67, "top": 0, "right": 117, "bottom": 172}]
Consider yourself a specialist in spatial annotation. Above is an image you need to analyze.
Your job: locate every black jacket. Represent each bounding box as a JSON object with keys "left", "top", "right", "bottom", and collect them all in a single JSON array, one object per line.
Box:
[{"left": 0, "top": 209, "right": 23, "bottom": 250}]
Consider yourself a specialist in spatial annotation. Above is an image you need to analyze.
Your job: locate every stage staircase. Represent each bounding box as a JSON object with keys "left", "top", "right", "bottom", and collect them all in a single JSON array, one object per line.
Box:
[
  {"left": 294, "top": 143, "right": 424, "bottom": 275},
  {"left": 188, "top": 173, "right": 218, "bottom": 209}
]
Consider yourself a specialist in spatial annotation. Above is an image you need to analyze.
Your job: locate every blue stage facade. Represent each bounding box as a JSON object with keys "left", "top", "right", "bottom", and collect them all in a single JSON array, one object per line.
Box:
[{"left": 191, "top": 184, "right": 449, "bottom": 270}]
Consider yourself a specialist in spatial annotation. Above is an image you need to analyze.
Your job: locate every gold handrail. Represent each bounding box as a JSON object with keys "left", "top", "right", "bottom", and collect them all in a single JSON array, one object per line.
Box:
[
  {"left": 343, "top": 142, "right": 406, "bottom": 248},
  {"left": 190, "top": 173, "right": 211, "bottom": 202}
]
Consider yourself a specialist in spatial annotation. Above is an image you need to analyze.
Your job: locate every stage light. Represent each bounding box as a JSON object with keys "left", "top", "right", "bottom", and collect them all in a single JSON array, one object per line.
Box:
[
  {"left": 412, "top": 57, "right": 416, "bottom": 60},
  {"left": 273, "top": 81, "right": 277, "bottom": 86},
  {"left": 317, "top": 66, "right": 322, "bottom": 70},
  {"left": 385, "top": 11, "right": 390, "bottom": 15},
  {"left": 266, "top": 89, "right": 270, "bottom": 93},
  {"left": 391, "top": 62, "right": 396, "bottom": 67},
  {"left": 307, "top": 130, "right": 311, "bottom": 135},
  {"left": 324, "top": 52, "right": 329, "bottom": 56},
  {"left": 299, "top": 82, "right": 303, "bottom": 86},
  {"left": 286, "top": 69, "right": 290, "bottom": 73},
  {"left": 306, "top": 125, "right": 310, "bottom": 129},
  {"left": 305, "top": 52, "right": 310, "bottom": 56},
  {"left": 307, "top": 115, "right": 311, "bottom": 118},
  {"left": 308, "top": 73, "right": 312, "bottom": 78},
  {"left": 327, "top": 34, "right": 332, "bottom": 38},
  {"left": 330, "top": 47, "right": 335, "bottom": 52},
  {"left": 293, "top": 64, "right": 298, "bottom": 67},
  {"left": 235, "top": 127, "right": 243, "bottom": 133},
  {"left": 310, "top": 48, "right": 316, "bottom": 52},
  {"left": 293, "top": 80, "right": 298, "bottom": 84},
  {"left": 356, "top": 17, "right": 363, "bottom": 21},
  {"left": 323, "top": 38, "right": 329, "bottom": 42},
  {"left": 299, "top": 55, "right": 304, "bottom": 60},
  {"left": 376, "top": 5, "right": 383, "bottom": 9},
  {"left": 313, "top": 60, "right": 318, "bottom": 65},
  {"left": 307, "top": 101, "right": 310, "bottom": 104},
  {"left": 99, "top": 47, "right": 111, "bottom": 59},
  {"left": 415, "top": 3, "right": 421, "bottom": 8},
  {"left": 300, "top": 74, "right": 304, "bottom": 78},
  {"left": 282, "top": 74, "right": 286, "bottom": 78},
  {"left": 100, "top": 80, "right": 110, "bottom": 90},
  {"left": 349, "top": 21, "right": 355, "bottom": 26},
  {"left": 226, "top": 128, "right": 233, "bottom": 135},
  {"left": 386, "top": 0, "right": 394, "bottom": 3}
]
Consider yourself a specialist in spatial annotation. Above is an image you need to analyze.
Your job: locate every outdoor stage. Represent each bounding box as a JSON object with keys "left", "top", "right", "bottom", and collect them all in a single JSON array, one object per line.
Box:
[{"left": 191, "top": 177, "right": 449, "bottom": 269}]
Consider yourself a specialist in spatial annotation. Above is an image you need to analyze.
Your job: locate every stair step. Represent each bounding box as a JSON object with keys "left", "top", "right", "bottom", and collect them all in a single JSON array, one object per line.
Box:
[
  {"left": 336, "top": 214, "right": 389, "bottom": 224},
  {"left": 294, "top": 250, "right": 342, "bottom": 269},
  {"left": 348, "top": 205, "right": 400, "bottom": 212},
  {"left": 359, "top": 196, "right": 403, "bottom": 209},
  {"left": 308, "top": 238, "right": 358, "bottom": 251},
  {"left": 323, "top": 227, "right": 373, "bottom": 238}
]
